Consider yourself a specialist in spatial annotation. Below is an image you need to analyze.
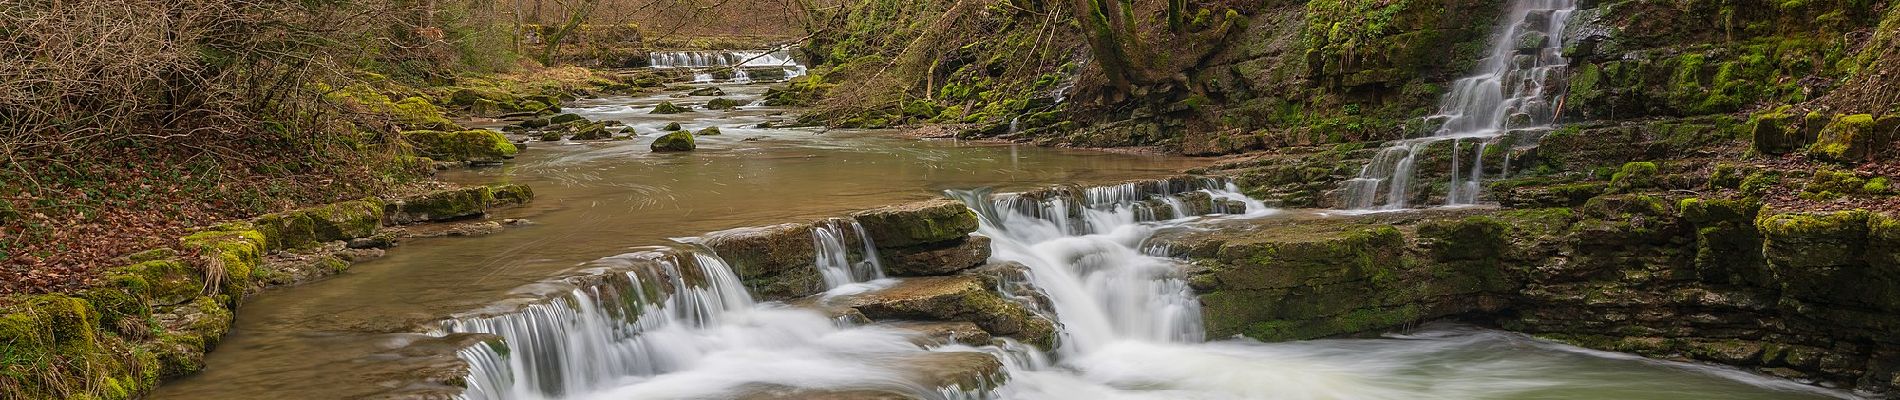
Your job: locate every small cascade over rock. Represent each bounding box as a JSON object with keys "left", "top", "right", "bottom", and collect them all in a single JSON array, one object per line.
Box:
[
  {"left": 440, "top": 177, "right": 1271, "bottom": 400},
  {"left": 813, "top": 218, "right": 888, "bottom": 290},
  {"left": 1341, "top": 0, "right": 1577, "bottom": 210},
  {"left": 643, "top": 50, "right": 808, "bottom": 84}
]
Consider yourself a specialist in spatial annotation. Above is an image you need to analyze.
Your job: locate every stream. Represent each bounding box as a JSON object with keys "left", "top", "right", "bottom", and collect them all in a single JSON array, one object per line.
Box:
[{"left": 150, "top": 62, "right": 1855, "bottom": 400}]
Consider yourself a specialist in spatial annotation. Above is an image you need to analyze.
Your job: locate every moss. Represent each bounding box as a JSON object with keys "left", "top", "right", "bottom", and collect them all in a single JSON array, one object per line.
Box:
[
  {"left": 1808, "top": 114, "right": 1878, "bottom": 162},
  {"left": 1740, "top": 171, "right": 1784, "bottom": 196},
  {"left": 104, "top": 260, "right": 201, "bottom": 306},
  {"left": 651, "top": 101, "right": 691, "bottom": 114},
  {"left": 1708, "top": 163, "right": 1752, "bottom": 189},
  {"left": 489, "top": 184, "right": 534, "bottom": 207},
  {"left": 548, "top": 113, "right": 586, "bottom": 125},
  {"left": 650, "top": 130, "right": 695, "bottom": 152},
  {"left": 178, "top": 228, "right": 265, "bottom": 298},
  {"left": 662, "top": 122, "right": 683, "bottom": 131},
  {"left": 705, "top": 98, "right": 751, "bottom": 110},
  {"left": 388, "top": 187, "right": 494, "bottom": 224},
  {"left": 401, "top": 129, "right": 519, "bottom": 162},
  {"left": 391, "top": 97, "right": 459, "bottom": 130},
  {"left": 695, "top": 126, "right": 722, "bottom": 136},
  {"left": 1609, "top": 161, "right": 1661, "bottom": 192}
]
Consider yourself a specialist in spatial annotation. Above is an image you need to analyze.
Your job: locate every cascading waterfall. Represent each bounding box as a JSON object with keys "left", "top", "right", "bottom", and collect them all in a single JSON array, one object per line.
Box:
[
  {"left": 949, "top": 179, "right": 1270, "bottom": 355},
  {"left": 442, "top": 178, "right": 1269, "bottom": 400},
  {"left": 645, "top": 50, "right": 807, "bottom": 83},
  {"left": 1341, "top": 0, "right": 1577, "bottom": 210}
]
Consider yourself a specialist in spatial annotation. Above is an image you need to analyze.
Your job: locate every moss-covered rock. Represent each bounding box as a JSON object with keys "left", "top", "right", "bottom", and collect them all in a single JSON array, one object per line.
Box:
[
  {"left": 548, "top": 113, "right": 586, "bottom": 125},
  {"left": 694, "top": 126, "right": 722, "bottom": 136},
  {"left": 489, "top": 184, "right": 535, "bottom": 207},
  {"left": 391, "top": 97, "right": 461, "bottom": 131},
  {"left": 1608, "top": 161, "right": 1660, "bottom": 192},
  {"left": 385, "top": 186, "right": 494, "bottom": 225},
  {"left": 178, "top": 227, "right": 266, "bottom": 298},
  {"left": 849, "top": 200, "right": 978, "bottom": 248},
  {"left": 251, "top": 198, "right": 384, "bottom": 251},
  {"left": 650, "top": 130, "right": 695, "bottom": 152},
  {"left": 651, "top": 101, "right": 690, "bottom": 114},
  {"left": 662, "top": 121, "right": 683, "bottom": 131},
  {"left": 833, "top": 276, "right": 1057, "bottom": 349},
  {"left": 1748, "top": 107, "right": 1808, "bottom": 155},
  {"left": 402, "top": 130, "right": 520, "bottom": 162},
  {"left": 704, "top": 98, "right": 751, "bottom": 110},
  {"left": 702, "top": 223, "right": 821, "bottom": 299},
  {"left": 570, "top": 122, "right": 611, "bottom": 140},
  {"left": 1808, "top": 114, "right": 1887, "bottom": 162}
]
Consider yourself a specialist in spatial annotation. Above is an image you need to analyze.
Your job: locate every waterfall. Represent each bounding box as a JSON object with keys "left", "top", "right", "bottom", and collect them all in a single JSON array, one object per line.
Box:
[
  {"left": 645, "top": 50, "right": 804, "bottom": 84},
  {"left": 813, "top": 218, "right": 887, "bottom": 289},
  {"left": 948, "top": 179, "right": 1270, "bottom": 356},
  {"left": 442, "top": 178, "right": 1272, "bottom": 400},
  {"left": 1341, "top": 0, "right": 1577, "bottom": 210}
]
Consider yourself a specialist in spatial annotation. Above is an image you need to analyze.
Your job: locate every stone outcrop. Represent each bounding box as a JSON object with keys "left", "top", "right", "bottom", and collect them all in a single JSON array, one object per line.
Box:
[
  {"left": 1169, "top": 202, "right": 1900, "bottom": 392},
  {"left": 703, "top": 223, "right": 821, "bottom": 299},
  {"left": 384, "top": 184, "right": 534, "bottom": 225},
  {"left": 850, "top": 200, "right": 978, "bottom": 248}
]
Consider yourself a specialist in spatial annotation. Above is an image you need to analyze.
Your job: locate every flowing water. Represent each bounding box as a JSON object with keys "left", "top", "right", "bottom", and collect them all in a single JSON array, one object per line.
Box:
[
  {"left": 1342, "top": 0, "right": 1576, "bottom": 210},
  {"left": 148, "top": 45, "right": 1848, "bottom": 399},
  {"left": 146, "top": 77, "right": 1204, "bottom": 400}
]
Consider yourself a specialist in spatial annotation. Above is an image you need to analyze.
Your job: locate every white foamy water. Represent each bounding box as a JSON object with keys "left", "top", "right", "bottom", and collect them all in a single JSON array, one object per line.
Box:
[{"left": 445, "top": 178, "right": 1845, "bottom": 400}]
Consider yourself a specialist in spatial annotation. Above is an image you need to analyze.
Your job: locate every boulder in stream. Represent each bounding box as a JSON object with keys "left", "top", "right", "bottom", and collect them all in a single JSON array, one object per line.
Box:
[
  {"left": 831, "top": 276, "right": 1056, "bottom": 348},
  {"left": 548, "top": 113, "right": 587, "bottom": 125},
  {"left": 696, "top": 126, "right": 722, "bottom": 136},
  {"left": 689, "top": 86, "right": 726, "bottom": 96},
  {"left": 650, "top": 130, "right": 696, "bottom": 152},
  {"left": 705, "top": 97, "right": 751, "bottom": 110},
  {"left": 663, "top": 121, "right": 683, "bottom": 131},
  {"left": 850, "top": 200, "right": 979, "bottom": 248},
  {"left": 651, "top": 101, "right": 691, "bottom": 114}
]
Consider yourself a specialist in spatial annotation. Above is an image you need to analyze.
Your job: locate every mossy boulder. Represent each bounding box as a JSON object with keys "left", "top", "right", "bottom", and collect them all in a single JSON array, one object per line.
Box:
[
  {"left": 250, "top": 198, "right": 385, "bottom": 251},
  {"left": 833, "top": 276, "right": 1057, "bottom": 348},
  {"left": 651, "top": 101, "right": 691, "bottom": 114},
  {"left": 401, "top": 130, "right": 519, "bottom": 162},
  {"left": 663, "top": 121, "right": 683, "bottom": 131},
  {"left": 702, "top": 223, "right": 821, "bottom": 299},
  {"left": 1608, "top": 161, "right": 1660, "bottom": 192},
  {"left": 1808, "top": 114, "right": 1891, "bottom": 162},
  {"left": 385, "top": 187, "right": 493, "bottom": 225},
  {"left": 695, "top": 126, "right": 722, "bottom": 136},
  {"left": 650, "top": 130, "right": 695, "bottom": 152},
  {"left": 1749, "top": 107, "right": 1808, "bottom": 155},
  {"left": 489, "top": 184, "right": 535, "bottom": 207},
  {"left": 570, "top": 122, "right": 612, "bottom": 140},
  {"left": 178, "top": 227, "right": 266, "bottom": 298},
  {"left": 548, "top": 113, "right": 587, "bottom": 125},
  {"left": 704, "top": 97, "right": 751, "bottom": 110},
  {"left": 849, "top": 200, "right": 978, "bottom": 248},
  {"left": 688, "top": 87, "right": 726, "bottom": 96}
]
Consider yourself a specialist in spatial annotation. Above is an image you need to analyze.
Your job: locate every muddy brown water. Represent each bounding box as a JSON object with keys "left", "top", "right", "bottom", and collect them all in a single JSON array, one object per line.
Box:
[{"left": 147, "top": 82, "right": 1207, "bottom": 399}]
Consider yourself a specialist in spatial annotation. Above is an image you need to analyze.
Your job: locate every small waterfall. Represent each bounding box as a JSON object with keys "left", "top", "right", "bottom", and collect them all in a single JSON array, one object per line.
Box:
[
  {"left": 1341, "top": 0, "right": 1577, "bottom": 210},
  {"left": 447, "top": 177, "right": 1275, "bottom": 400},
  {"left": 645, "top": 50, "right": 804, "bottom": 84},
  {"left": 813, "top": 218, "right": 886, "bottom": 289},
  {"left": 948, "top": 178, "right": 1270, "bottom": 356}
]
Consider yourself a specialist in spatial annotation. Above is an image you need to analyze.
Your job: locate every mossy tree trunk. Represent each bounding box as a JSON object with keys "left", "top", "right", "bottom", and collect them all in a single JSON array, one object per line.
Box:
[{"left": 538, "top": 0, "right": 600, "bottom": 65}]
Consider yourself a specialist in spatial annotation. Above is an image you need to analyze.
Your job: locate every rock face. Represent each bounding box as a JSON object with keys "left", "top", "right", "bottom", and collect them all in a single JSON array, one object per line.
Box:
[
  {"left": 1171, "top": 203, "right": 1900, "bottom": 392},
  {"left": 650, "top": 130, "right": 695, "bottom": 152},
  {"left": 881, "top": 236, "right": 990, "bottom": 276},
  {"left": 829, "top": 276, "right": 1057, "bottom": 349}
]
